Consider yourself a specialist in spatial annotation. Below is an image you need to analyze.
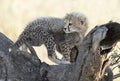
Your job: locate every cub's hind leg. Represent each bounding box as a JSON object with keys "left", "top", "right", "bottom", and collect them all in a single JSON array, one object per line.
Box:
[
  {"left": 24, "top": 42, "right": 38, "bottom": 57},
  {"left": 20, "top": 42, "right": 37, "bottom": 56}
]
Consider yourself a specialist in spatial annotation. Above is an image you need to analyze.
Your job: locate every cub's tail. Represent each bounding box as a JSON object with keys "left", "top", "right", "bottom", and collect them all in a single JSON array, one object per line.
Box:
[{"left": 9, "top": 37, "right": 26, "bottom": 52}]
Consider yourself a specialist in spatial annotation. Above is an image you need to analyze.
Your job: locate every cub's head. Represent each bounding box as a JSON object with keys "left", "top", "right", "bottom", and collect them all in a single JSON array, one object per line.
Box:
[{"left": 63, "top": 12, "right": 88, "bottom": 35}]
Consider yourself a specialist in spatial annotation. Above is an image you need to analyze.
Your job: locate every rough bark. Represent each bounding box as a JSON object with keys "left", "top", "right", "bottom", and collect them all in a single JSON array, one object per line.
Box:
[{"left": 0, "top": 22, "right": 118, "bottom": 81}]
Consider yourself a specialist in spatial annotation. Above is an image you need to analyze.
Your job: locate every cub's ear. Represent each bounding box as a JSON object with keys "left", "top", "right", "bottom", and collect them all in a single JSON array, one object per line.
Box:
[
  {"left": 109, "top": 20, "right": 113, "bottom": 23},
  {"left": 95, "top": 25, "right": 98, "bottom": 28},
  {"left": 64, "top": 13, "right": 70, "bottom": 19},
  {"left": 65, "top": 13, "right": 71, "bottom": 17}
]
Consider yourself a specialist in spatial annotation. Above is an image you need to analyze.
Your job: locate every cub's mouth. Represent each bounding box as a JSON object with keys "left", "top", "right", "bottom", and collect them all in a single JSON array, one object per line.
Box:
[{"left": 63, "top": 28, "right": 71, "bottom": 33}]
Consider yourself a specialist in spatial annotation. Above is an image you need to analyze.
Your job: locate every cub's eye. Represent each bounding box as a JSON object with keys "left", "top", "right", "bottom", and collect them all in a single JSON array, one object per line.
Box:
[
  {"left": 81, "top": 21, "right": 84, "bottom": 25},
  {"left": 69, "top": 23, "right": 72, "bottom": 26}
]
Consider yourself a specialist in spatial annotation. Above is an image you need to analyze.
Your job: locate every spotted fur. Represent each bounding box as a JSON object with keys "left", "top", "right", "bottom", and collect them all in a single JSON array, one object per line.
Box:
[{"left": 9, "top": 12, "right": 88, "bottom": 64}]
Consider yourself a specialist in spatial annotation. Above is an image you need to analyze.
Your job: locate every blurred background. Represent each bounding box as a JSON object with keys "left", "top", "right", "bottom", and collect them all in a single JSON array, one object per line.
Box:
[{"left": 0, "top": 0, "right": 120, "bottom": 80}]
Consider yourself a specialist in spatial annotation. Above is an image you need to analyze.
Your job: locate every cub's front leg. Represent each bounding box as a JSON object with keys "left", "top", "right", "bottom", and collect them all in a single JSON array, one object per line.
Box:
[
  {"left": 57, "top": 42, "right": 73, "bottom": 64},
  {"left": 44, "top": 34, "right": 67, "bottom": 64}
]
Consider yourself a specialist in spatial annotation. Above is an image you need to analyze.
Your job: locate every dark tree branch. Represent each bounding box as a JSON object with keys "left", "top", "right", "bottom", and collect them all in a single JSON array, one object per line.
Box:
[
  {"left": 113, "top": 73, "right": 120, "bottom": 79},
  {"left": 0, "top": 21, "right": 120, "bottom": 81}
]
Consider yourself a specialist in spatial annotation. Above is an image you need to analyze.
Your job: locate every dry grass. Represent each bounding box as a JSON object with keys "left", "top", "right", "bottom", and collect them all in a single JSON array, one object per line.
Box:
[{"left": 0, "top": 0, "right": 120, "bottom": 80}]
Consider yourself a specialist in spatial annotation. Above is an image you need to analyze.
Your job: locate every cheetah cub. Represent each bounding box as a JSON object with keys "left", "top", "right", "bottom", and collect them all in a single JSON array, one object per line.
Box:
[
  {"left": 60, "top": 12, "right": 88, "bottom": 62},
  {"left": 9, "top": 12, "right": 88, "bottom": 64}
]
